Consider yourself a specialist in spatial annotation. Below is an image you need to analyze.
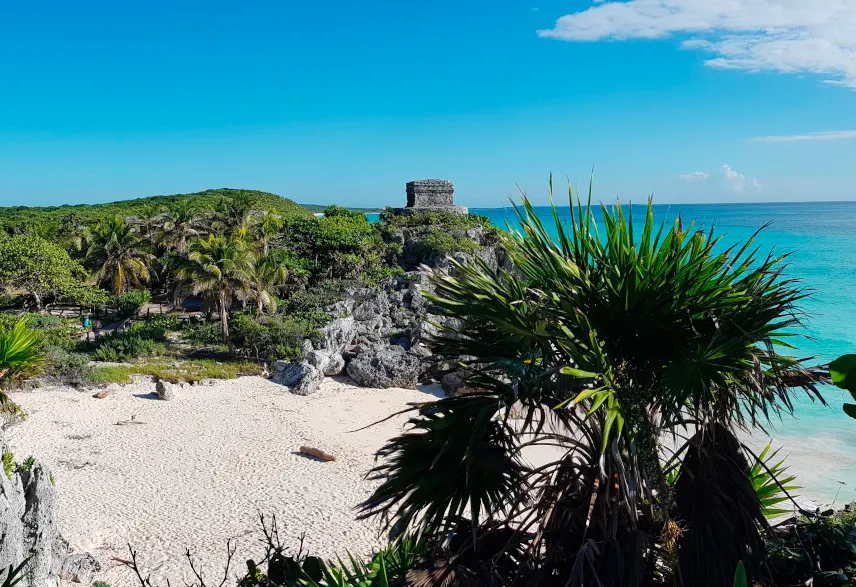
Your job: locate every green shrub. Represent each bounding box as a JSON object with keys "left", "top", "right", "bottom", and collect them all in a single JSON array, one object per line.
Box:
[
  {"left": 117, "top": 289, "right": 152, "bottom": 317},
  {"left": 128, "top": 315, "right": 180, "bottom": 341},
  {"left": 183, "top": 322, "right": 222, "bottom": 345},
  {"left": 43, "top": 346, "right": 96, "bottom": 387},
  {"left": 230, "top": 313, "right": 326, "bottom": 361},
  {"left": 92, "top": 333, "right": 155, "bottom": 362},
  {"left": 0, "top": 313, "right": 79, "bottom": 351},
  {"left": 280, "top": 280, "right": 352, "bottom": 317}
]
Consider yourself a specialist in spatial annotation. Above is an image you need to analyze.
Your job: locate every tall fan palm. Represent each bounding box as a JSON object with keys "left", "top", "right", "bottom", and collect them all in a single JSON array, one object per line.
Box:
[
  {"left": 174, "top": 235, "right": 253, "bottom": 344},
  {"left": 157, "top": 200, "right": 202, "bottom": 253},
  {"left": 359, "top": 181, "right": 826, "bottom": 587},
  {"left": 87, "top": 216, "right": 154, "bottom": 295}
]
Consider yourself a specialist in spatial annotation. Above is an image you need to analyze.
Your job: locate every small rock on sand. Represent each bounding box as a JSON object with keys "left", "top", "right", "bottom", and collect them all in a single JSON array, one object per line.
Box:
[{"left": 155, "top": 380, "right": 175, "bottom": 401}]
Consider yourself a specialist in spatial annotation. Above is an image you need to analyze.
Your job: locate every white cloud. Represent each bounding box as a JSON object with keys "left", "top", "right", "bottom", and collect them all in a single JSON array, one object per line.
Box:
[
  {"left": 680, "top": 171, "right": 710, "bottom": 180},
  {"left": 537, "top": 1, "right": 856, "bottom": 88},
  {"left": 751, "top": 130, "right": 856, "bottom": 142},
  {"left": 721, "top": 164, "right": 760, "bottom": 193}
]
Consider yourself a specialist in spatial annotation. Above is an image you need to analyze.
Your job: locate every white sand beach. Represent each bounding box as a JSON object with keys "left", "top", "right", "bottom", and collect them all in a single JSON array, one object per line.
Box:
[
  {"left": 6, "top": 375, "right": 854, "bottom": 585},
  {"left": 5, "top": 377, "right": 441, "bottom": 586}
]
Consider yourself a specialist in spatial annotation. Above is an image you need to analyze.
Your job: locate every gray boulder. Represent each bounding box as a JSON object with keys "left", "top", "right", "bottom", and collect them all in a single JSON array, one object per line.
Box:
[
  {"left": 323, "top": 353, "right": 346, "bottom": 376},
  {"left": 346, "top": 346, "right": 422, "bottom": 389},
  {"left": 292, "top": 364, "right": 323, "bottom": 396},
  {"left": 352, "top": 292, "right": 391, "bottom": 322},
  {"left": 52, "top": 537, "right": 98, "bottom": 584},
  {"left": 305, "top": 350, "right": 345, "bottom": 377},
  {"left": 155, "top": 380, "right": 175, "bottom": 401},
  {"left": 312, "top": 317, "right": 357, "bottom": 355},
  {"left": 270, "top": 361, "right": 324, "bottom": 395}
]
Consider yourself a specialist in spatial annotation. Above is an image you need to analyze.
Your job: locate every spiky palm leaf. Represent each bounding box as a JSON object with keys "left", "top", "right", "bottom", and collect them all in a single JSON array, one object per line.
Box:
[
  {"left": 361, "top": 178, "right": 826, "bottom": 586},
  {"left": 0, "top": 320, "right": 44, "bottom": 396},
  {"left": 748, "top": 441, "right": 800, "bottom": 520}
]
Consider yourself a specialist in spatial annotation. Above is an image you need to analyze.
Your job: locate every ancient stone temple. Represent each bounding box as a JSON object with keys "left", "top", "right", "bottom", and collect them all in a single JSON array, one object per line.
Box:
[{"left": 399, "top": 179, "right": 468, "bottom": 215}]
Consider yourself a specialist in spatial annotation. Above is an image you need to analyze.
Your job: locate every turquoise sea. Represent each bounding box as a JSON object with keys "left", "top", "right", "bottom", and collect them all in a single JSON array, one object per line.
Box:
[{"left": 375, "top": 202, "right": 856, "bottom": 502}]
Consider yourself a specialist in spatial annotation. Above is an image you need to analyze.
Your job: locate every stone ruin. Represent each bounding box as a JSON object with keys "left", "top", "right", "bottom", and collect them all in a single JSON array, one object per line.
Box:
[{"left": 397, "top": 179, "right": 468, "bottom": 215}]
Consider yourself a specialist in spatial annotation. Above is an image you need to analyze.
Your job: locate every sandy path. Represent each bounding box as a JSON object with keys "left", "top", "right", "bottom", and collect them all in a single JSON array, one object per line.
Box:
[{"left": 6, "top": 377, "right": 440, "bottom": 586}]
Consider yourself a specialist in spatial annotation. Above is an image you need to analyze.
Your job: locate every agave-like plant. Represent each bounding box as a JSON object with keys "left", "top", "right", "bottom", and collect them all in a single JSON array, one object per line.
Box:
[
  {"left": 0, "top": 320, "right": 44, "bottom": 399},
  {"left": 360, "top": 180, "right": 826, "bottom": 587},
  {"left": 749, "top": 442, "right": 800, "bottom": 520}
]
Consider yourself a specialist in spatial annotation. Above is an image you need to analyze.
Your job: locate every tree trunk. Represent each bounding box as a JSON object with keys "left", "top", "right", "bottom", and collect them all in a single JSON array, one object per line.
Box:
[
  {"left": 218, "top": 291, "right": 231, "bottom": 347},
  {"left": 256, "top": 296, "right": 265, "bottom": 317}
]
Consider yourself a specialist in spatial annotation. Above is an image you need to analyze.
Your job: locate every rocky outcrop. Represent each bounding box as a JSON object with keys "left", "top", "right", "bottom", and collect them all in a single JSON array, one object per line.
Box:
[
  {"left": 310, "top": 317, "right": 357, "bottom": 355},
  {"left": 347, "top": 345, "right": 422, "bottom": 389},
  {"left": 0, "top": 433, "right": 99, "bottom": 586}
]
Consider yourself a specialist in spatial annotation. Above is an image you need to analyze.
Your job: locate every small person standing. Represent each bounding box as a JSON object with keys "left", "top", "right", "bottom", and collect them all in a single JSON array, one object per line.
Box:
[{"left": 93, "top": 321, "right": 102, "bottom": 338}]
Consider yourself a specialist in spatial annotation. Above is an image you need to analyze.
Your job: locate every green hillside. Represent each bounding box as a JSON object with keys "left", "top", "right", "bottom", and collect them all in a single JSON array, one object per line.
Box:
[{"left": 0, "top": 188, "right": 313, "bottom": 232}]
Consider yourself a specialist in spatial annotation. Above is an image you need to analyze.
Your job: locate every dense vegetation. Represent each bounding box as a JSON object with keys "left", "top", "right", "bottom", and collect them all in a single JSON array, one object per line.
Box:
[{"left": 0, "top": 190, "right": 497, "bottom": 389}]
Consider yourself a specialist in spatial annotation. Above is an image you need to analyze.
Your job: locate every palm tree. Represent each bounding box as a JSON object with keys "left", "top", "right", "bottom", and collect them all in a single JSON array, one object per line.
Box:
[
  {"left": 215, "top": 194, "right": 253, "bottom": 233},
  {"left": 174, "top": 234, "right": 253, "bottom": 344},
  {"left": 157, "top": 200, "right": 202, "bottom": 253},
  {"left": 359, "top": 185, "right": 826, "bottom": 587},
  {"left": 248, "top": 249, "right": 290, "bottom": 316},
  {"left": 86, "top": 216, "right": 154, "bottom": 295},
  {"left": 254, "top": 210, "right": 284, "bottom": 255}
]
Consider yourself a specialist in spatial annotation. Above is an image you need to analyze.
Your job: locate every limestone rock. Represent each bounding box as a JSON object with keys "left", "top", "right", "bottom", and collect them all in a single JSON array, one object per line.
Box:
[
  {"left": 20, "top": 464, "right": 59, "bottom": 586},
  {"left": 312, "top": 317, "right": 357, "bottom": 355},
  {"left": 271, "top": 361, "right": 323, "bottom": 396},
  {"left": 305, "top": 350, "right": 345, "bottom": 376},
  {"left": 346, "top": 346, "right": 421, "bottom": 389},
  {"left": 292, "top": 364, "right": 323, "bottom": 396},
  {"left": 323, "top": 353, "right": 346, "bottom": 376},
  {"left": 52, "top": 537, "right": 99, "bottom": 584},
  {"left": 155, "top": 380, "right": 175, "bottom": 401}
]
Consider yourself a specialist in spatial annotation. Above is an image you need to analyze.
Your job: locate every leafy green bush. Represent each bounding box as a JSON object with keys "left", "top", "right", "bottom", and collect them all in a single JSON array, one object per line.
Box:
[
  {"left": 128, "top": 315, "right": 180, "bottom": 341},
  {"left": 117, "top": 289, "right": 152, "bottom": 317},
  {"left": 183, "top": 321, "right": 222, "bottom": 345},
  {"left": 768, "top": 509, "right": 856, "bottom": 585},
  {"left": 379, "top": 208, "right": 495, "bottom": 231},
  {"left": 0, "top": 313, "right": 80, "bottom": 351},
  {"left": 230, "top": 313, "right": 326, "bottom": 361},
  {"left": 43, "top": 347, "right": 96, "bottom": 387},
  {"left": 279, "top": 280, "right": 352, "bottom": 317},
  {"left": 92, "top": 333, "right": 156, "bottom": 362}
]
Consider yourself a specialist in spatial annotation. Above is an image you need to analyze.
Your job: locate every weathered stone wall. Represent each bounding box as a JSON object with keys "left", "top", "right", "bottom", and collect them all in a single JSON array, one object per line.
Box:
[{"left": 406, "top": 180, "right": 455, "bottom": 208}]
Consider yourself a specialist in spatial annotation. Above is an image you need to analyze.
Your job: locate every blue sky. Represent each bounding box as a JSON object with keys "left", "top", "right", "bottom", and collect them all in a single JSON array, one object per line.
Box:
[{"left": 2, "top": 0, "right": 856, "bottom": 208}]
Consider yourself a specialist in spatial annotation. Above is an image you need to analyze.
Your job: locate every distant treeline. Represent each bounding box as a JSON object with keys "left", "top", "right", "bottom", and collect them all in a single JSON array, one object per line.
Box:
[{"left": 0, "top": 188, "right": 313, "bottom": 234}]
